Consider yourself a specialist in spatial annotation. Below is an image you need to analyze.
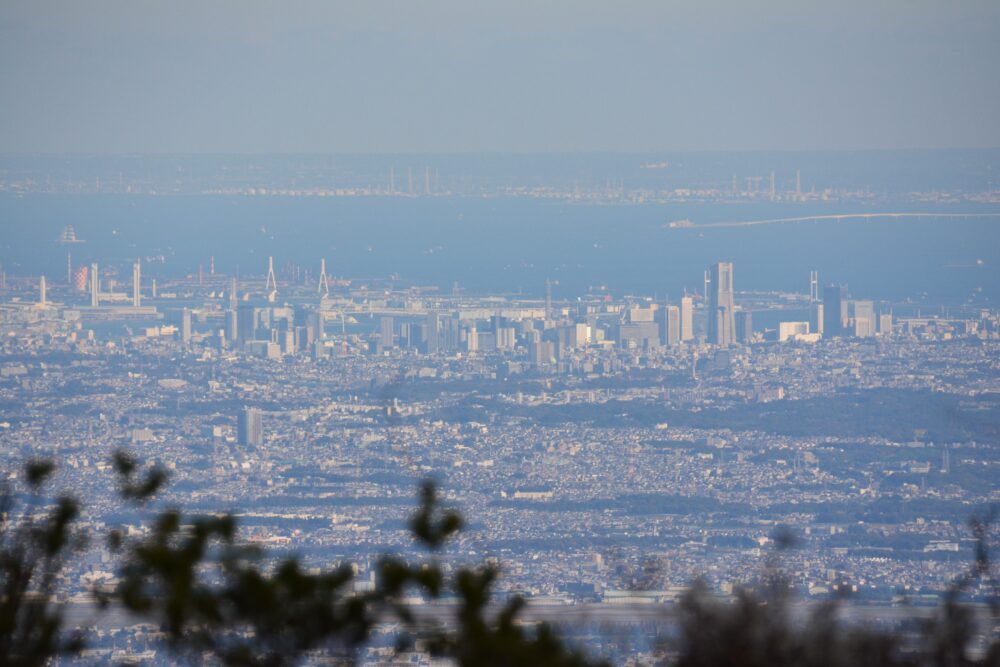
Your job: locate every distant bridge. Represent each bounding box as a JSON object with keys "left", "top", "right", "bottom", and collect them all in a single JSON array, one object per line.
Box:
[{"left": 666, "top": 212, "right": 1000, "bottom": 229}]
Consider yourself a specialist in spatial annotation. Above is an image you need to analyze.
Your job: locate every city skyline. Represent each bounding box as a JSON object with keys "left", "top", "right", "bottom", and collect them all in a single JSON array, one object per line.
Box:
[
  {"left": 2, "top": 223, "right": 997, "bottom": 663},
  {"left": 0, "top": 248, "right": 946, "bottom": 360},
  {"left": 1, "top": 2, "right": 999, "bottom": 664}
]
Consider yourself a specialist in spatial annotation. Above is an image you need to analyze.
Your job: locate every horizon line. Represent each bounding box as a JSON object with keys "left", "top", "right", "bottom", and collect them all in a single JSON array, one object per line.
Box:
[{"left": 2, "top": 147, "right": 1000, "bottom": 159}]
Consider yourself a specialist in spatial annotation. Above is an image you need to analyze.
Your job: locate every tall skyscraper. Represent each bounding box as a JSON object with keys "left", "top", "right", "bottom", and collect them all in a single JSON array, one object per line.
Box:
[
  {"left": 680, "top": 296, "right": 694, "bottom": 341},
  {"left": 445, "top": 316, "right": 461, "bottom": 352},
  {"left": 237, "top": 407, "right": 263, "bottom": 446},
  {"left": 735, "top": 309, "right": 752, "bottom": 343},
  {"left": 531, "top": 340, "right": 555, "bottom": 365},
  {"left": 707, "top": 262, "right": 735, "bottom": 346},
  {"left": 424, "top": 313, "right": 441, "bottom": 354},
  {"left": 659, "top": 304, "right": 680, "bottom": 345},
  {"left": 237, "top": 304, "right": 257, "bottom": 345},
  {"left": 424, "top": 313, "right": 440, "bottom": 354},
  {"left": 823, "top": 285, "right": 847, "bottom": 338},
  {"left": 181, "top": 308, "right": 192, "bottom": 343},
  {"left": 380, "top": 316, "right": 394, "bottom": 351},
  {"left": 310, "top": 311, "right": 324, "bottom": 341},
  {"left": 226, "top": 309, "right": 238, "bottom": 346},
  {"left": 851, "top": 300, "right": 875, "bottom": 338},
  {"left": 810, "top": 302, "right": 824, "bottom": 336},
  {"left": 879, "top": 312, "right": 893, "bottom": 335}
]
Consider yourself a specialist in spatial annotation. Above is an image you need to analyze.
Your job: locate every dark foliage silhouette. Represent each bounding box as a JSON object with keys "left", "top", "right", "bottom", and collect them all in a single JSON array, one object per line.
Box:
[
  {"left": 668, "top": 516, "right": 1000, "bottom": 667},
  {"left": 111, "top": 458, "right": 598, "bottom": 666},
  {"left": 0, "top": 460, "right": 85, "bottom": 667},
  {"left": 1, "top": 454, "right": 998, "bottom": 666}
]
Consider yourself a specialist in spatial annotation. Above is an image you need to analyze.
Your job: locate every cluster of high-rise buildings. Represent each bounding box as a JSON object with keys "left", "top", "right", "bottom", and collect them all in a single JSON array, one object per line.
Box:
[
  {"left": 203, "top": 258, "right": 896, "bottom": 374},
  {"left": 820, "top": 285, "right": 888, "bottom": 339},
  {"left": 701, "top": 261, "right": 889, "bottom": 347},
  {"left": 8, "top": 252, "right": 900, "bottom": 361}
]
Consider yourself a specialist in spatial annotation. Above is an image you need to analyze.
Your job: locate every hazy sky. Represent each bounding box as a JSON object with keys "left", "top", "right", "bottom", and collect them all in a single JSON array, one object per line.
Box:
[{"left": 1, "top": 1, "right": 998, "bottom": 154}]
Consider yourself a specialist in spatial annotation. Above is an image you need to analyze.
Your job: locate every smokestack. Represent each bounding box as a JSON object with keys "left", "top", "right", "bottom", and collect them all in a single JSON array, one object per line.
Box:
[
  {"left": 90, "top": 263, "right": 99, "bottom": 307},
  {"left": 132, "top": 260, "right": 141, "bottom": 308}
]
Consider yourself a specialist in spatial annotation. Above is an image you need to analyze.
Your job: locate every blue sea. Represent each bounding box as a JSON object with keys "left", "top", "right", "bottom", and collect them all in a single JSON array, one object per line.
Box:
[{"left": 1, "top": 194, "right": 998, "bottom": 306}]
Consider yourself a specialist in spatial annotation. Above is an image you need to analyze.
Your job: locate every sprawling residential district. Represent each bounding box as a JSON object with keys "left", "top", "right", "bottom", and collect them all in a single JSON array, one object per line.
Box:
[{"left": 2, "top": 252, "right": 998, "bottom": 661}]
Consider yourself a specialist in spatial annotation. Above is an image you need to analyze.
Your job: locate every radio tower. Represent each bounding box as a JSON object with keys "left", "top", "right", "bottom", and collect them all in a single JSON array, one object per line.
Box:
[
  {"left": 809, "top": 271, "right": 819, "bottom": 301},
  {"left": 318, "top": 258, "right": 330, "bottom": 297},
  {"left": 265, "top": 256, "right": 277, "bottom": 291}
]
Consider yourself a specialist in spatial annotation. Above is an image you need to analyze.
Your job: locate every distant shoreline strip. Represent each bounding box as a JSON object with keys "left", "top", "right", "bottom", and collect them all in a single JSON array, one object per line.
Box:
[{"left": 666, "top": 212, "right": 1000, "bottom": 229}]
